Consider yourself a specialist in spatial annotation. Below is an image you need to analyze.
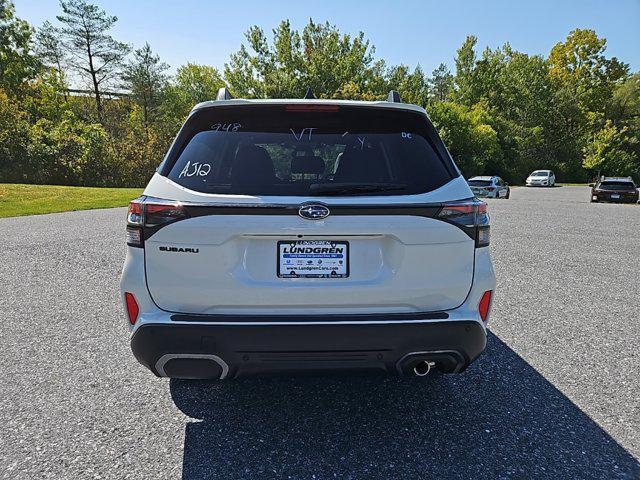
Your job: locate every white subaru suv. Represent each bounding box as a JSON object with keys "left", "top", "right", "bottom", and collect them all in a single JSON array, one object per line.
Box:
[{"left": 120, "top": 89, "right": 496, "bottom": 380}]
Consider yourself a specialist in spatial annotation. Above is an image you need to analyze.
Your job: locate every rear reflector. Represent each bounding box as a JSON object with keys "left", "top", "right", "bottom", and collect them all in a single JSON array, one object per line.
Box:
[
  {"left": 125, "top": 292, "right": 139, "bottom": 325},
  {"left": 477, "top": 226, "right": 490, "bottom": 247},
  {"left": 125, "top": 226, "right": 142, "bottom": 247},
  {"left": 478, "top": 290, "right": 493, "bottom": 322}
]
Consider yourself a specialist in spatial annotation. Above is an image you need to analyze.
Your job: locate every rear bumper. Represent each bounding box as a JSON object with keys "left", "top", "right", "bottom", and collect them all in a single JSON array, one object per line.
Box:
[{"left": 131, "top": 319, "right": 487, "bottom": 378}]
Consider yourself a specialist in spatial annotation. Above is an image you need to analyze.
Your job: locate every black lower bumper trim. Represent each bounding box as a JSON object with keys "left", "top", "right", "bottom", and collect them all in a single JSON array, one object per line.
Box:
[{"left": 131, "top": 320, "right": 486, "bottom": 378}]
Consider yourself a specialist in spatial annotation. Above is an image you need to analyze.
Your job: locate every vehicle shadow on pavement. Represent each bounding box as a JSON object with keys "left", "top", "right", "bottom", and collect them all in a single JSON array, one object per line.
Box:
[{"left": 170, "top": 333, "right": 639, "bottom": 480}]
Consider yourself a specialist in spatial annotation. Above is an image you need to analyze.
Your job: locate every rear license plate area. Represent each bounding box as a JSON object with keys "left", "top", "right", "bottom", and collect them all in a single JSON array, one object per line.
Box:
[{"left": 278, "top": 240, "right": 349, "bottom": 278}]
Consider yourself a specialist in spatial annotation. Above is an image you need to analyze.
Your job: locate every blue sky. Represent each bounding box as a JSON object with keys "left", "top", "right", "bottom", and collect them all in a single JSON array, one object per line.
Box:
[{"left": 15, "top": 0, "right": 640, "bottom": 75}]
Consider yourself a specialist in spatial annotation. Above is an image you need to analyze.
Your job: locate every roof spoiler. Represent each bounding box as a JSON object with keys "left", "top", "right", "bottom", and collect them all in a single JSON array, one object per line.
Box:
[
  {"left": 216, "top": 87, "right": 233, "bottom": 101},
  {"left": 387, "top": 90, "right": 402, "bottom": 103}
]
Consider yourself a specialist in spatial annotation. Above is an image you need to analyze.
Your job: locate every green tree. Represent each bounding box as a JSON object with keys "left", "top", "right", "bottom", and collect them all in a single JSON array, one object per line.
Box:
[
  {"left": 225, "top": 19, "right": 387, "bottom": 99},
  {"left": 453, "top": 35, "right": 478, "bottom": 106},
  {"left": 583, "top": 121, "right": 638, "bottom": 177},
  {"left": 27, "top": 110, "right": 121, "bottom": 185},
  {"left": 429, "top": 101, "right": 501, "bottom": 177},
  {"left": 0, "top": 0, "right": 39, "bottom": 94},
  {"left": 549, "top": 29, "right": 629, "bottom": 114},
  {"left": 607, "top": 73, "right": 640, "bottom": 126},
  {"left": 122, "top": 42, "right": 169, "bottom": 133},
  {"left": 173, "top": 63, "right": 225, "bottom": 105},
  {"left": 0, "top": 87, "right": 30, "bottom": 181},
  {"left": 56, "top": 0, "right": 130, "bottom": 118},
  {"left": 22, "top": 70, "right": 70, "bottom": 123},
  {"left": 117, "top": 105, "right": 164, "bottom": 186},
  {"left": 35, "top": 20, "right": 68, "bottom": 101},
  {"left": 486, "top": 49, "right": 573, "bottom": 178},
  {"left": 159, "top": 63, "right": 225, "bottom": 130},
  {"left": 429, "top": 63, "right": 454, "bottom": 103},
  {"left": 35, "top": 20, "right": 65, "bottom": 75},
  {"left": 386, "top": 64, "right": 429, "bottom": 107}
]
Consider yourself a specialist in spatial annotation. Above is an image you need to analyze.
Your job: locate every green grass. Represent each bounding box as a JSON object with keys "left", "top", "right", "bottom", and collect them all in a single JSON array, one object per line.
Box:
[{"left": 0, "top": 183, "right": 143, "bottom": 218}]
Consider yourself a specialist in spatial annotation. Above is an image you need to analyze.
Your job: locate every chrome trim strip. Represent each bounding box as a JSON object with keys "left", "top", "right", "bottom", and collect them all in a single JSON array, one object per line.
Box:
[{"left": 155, "top": 353, "right": 229, "bottom": 379}]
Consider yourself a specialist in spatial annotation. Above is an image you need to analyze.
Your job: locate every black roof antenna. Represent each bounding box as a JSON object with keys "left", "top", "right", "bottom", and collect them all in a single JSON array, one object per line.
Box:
[
  {"left": 387, "top": 90, "right": 401, "bottom": 103},
  {"left": 216, "top": 87, "right": 233, "bottom": 101},
  {"left": 303, "top": 87, "right": 316, "bottom": 99}
]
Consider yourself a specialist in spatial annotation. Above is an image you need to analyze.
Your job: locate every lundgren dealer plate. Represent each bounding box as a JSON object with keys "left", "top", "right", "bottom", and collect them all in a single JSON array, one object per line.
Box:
[{"left": 277, "top": 240, "right": 349, "bottom": 278}]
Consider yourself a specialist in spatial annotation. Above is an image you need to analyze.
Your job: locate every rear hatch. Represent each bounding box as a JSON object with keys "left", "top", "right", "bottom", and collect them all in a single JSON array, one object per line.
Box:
[
  {"left": 468, "top": 179, "right": 493, "bottom": 196},
  {"left": 142, "top": 103, "right": 477, "bottom": 315},
  {"left": 596, "top": 180, "right": 638, "bottom": 200}
]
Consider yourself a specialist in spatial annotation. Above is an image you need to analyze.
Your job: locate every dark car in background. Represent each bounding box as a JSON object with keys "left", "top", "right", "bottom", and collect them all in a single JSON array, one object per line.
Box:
[{"left": 590, "top": 177, "right": 639, "bottom": 203}]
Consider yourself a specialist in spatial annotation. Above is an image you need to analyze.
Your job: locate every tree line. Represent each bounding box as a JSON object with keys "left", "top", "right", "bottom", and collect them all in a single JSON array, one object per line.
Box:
[{"left": 0, "top": 0, "right": 638, "bottom": 187}]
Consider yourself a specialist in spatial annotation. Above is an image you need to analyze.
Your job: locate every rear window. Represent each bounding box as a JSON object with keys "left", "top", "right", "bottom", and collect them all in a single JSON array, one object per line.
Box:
[
  {"left": 468, "top": 180, "right": 492, "bottom": 187},
  {"left": 598, "top": 181, "right": 636, "bottom": 191},
  {"left": 163, "top": 105, "right": 454, "bottom": 196}
]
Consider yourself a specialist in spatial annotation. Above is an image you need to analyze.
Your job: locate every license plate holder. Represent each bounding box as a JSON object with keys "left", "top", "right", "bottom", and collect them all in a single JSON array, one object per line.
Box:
[{"left": 277, "top": 240, "right": 349, "bottom": 278}]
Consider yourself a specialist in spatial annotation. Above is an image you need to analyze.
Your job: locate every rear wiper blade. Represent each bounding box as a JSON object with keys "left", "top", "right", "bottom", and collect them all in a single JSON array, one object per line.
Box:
[{"left": 309, "top": 183, "right": 408, "bottom": 196}]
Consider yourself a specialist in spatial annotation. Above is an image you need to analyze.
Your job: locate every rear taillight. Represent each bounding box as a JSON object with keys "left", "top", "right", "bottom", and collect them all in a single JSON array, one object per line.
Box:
[
  {"left": 126, "top": 197, "right": 187, "bottom": 247},
  {"left": 438, "top": 199, "right": 490, "bottom": 248},
  {"left": 478, "top": 290, "right": 493, "bottom": 322},
  {"left": 126, "top": 199, "right": 144, "bottom": 247},
  {"left": 125, "top": 292, "right": 139, "bottom": 325}
]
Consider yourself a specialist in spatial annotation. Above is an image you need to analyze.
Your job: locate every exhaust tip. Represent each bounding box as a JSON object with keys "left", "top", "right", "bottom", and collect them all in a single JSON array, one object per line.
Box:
[
  {"left": 413, "top": 360, "right": 436, "bottom": 377},
  {"left": 155, "top": 354, "right": 229, "bottom": 379}
]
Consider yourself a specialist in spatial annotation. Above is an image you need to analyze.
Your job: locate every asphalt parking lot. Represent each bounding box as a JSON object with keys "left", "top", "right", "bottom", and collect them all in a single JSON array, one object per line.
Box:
[{"left": 1, "top": 185, "right": 639, "bottom": 479}]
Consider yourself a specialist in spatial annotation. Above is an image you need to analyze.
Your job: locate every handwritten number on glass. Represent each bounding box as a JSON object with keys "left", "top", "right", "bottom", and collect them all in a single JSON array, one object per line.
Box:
[
  {"left": 179, "top": 161, "right": 212, "bottom": 179},
  {"left": 211, "top": 123, "right": 242, "bottom": 132}
]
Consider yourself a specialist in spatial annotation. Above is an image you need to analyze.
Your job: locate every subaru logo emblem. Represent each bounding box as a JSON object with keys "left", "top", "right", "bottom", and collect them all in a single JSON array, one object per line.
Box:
[{"left": 298, "top": 203, "right": 330, "bottom": 220}]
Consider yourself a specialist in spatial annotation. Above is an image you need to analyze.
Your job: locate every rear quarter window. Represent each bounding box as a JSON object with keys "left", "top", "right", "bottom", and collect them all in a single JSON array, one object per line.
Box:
[
  {"left": 598, "top": 181, "right": 636, "bottom": 190},
  {"left": 164, "top": 105, "right": 456, "bottom": 196}
]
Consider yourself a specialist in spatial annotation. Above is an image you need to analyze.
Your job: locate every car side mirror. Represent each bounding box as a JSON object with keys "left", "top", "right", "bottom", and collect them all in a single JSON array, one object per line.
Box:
[
  {"left": 504, "top": 182, "right": 509, "bottom": 186},
  {"left": 589, "top": 183, "right": 595, "bottom": 188}
]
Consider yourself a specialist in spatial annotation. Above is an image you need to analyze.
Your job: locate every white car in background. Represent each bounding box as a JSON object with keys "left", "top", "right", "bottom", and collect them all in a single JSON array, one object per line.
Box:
[
  {"left": 526, "top": 170, "right": 555, "bottom": 187},
  {"left": 120, "top": 88, "right": 496, "bottom": 380},
  {"left": 468, "top": 176, "right": 510, "bottom": 199}
]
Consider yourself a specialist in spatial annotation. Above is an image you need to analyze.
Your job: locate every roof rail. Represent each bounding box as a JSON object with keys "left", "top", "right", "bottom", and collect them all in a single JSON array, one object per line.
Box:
[
  {"left": 216, "top": 87, "right": 233, "bottom": 101},
  {"left": 304, "top": 87, "right": 315, "bottom": 99},
  {"left": 387, "top": 90, "right": 402, "bottom": 103}
]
